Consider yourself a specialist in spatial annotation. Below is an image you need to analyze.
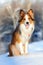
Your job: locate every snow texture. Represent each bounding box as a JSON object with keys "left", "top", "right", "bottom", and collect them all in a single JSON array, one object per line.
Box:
[{"left": 0, "top": 40, "right": 43, "bottom": 65}]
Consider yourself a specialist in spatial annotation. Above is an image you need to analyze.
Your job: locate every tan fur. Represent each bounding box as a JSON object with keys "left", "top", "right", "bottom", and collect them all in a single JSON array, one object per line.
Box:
[
  {"left": 27, "top": 9, "right": 34, "bottom": 19},
  {"left": 9, "top": 31, "right": 22, "bottom": 56},
  {"left": 12, "top": 32, "right": 21, "bottom": 44},
  {"left": 9, "top": 44, "right": 20, "bottom": 56},
  {"left": 20, "top": 14, "right": 34, "bottom": 24}
]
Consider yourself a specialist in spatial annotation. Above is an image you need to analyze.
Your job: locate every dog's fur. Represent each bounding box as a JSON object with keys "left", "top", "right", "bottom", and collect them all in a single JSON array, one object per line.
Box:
[{"left": 9, "top": 9, "right": 35, "bottom": 56}]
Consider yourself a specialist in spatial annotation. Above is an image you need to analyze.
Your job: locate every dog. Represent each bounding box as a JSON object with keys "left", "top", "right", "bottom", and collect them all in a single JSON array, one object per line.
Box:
[{"left": 9, "top": 9, "right": 35, "bottom": 56}]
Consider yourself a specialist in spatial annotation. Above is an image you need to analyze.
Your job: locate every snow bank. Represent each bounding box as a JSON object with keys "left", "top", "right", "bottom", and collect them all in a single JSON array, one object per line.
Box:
[{"left": 0, "top": 41, "right": 43, "bottom": 65}]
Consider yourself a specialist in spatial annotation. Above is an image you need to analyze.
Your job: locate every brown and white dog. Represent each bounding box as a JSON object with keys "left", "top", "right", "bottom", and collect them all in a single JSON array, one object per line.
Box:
[{"left": 9, "top": 9, "right": 35, "bottom": 56}]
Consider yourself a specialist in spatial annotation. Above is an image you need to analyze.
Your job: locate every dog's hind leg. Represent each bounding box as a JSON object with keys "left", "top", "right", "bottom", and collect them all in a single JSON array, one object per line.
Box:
[{"left": 9, "top": 44, "right": 20, "bottom": 56}]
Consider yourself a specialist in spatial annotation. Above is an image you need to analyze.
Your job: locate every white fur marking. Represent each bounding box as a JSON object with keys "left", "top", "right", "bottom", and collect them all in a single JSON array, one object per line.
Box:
[{"left": 25, "top": 15, "right": 30, "bottom": 24}]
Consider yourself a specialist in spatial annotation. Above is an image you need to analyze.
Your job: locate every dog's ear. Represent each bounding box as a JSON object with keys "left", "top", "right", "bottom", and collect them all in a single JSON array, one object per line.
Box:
[
  {"left": 27, "top": 9, "right": 34, "bottom": 19},
  {"left": 20, "top": 9, "right": 25, "bottom": 18}
]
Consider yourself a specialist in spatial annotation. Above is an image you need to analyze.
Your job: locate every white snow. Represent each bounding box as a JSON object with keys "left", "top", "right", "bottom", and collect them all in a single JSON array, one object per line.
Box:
[
  {"left": 29, "top": 40, "right": 43, "bottom": 52},
  {"left": 0, "top": 40, "right": 43, "bottom": 65}
]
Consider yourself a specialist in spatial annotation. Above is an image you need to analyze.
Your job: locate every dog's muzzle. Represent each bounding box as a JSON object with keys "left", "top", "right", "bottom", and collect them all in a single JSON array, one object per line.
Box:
[{"left": 25, "top": 22, "right": 29, "bottom": 29}]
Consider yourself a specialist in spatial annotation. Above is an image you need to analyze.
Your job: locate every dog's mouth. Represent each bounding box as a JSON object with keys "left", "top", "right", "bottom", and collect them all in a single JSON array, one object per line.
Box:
[
  {"left": 25, "top": 24, "right": 29, "bottom": 29},
  {"left": 25, "top": 22, "right": 29, "bottom": 29}
]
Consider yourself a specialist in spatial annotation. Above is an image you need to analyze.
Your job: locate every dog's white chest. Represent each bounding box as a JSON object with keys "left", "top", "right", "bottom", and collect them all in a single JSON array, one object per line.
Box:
[{"left": 20, "top": 32, "right": 29, "bottom": 44}]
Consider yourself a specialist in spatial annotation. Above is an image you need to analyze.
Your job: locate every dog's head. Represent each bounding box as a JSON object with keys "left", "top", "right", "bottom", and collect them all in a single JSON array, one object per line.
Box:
[{"left": 19, "top": 9, "right": 35, "bottom": 36}]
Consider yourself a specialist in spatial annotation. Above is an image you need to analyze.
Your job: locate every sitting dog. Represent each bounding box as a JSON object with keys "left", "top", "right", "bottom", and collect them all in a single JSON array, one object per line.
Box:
[{"left": 9, "top": 9, "right": 35, "bottom": 56}]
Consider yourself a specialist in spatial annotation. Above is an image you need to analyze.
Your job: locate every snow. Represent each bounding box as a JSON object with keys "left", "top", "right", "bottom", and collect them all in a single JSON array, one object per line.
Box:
[
  {"left": 0, "top": 40, "right": 43, "bottom": 65},
  {"left": 29, "top": 40, "right": 43, "bottom": 52},
  {"left": 0, "top": 0, "right": 12, "bottom": 4}
]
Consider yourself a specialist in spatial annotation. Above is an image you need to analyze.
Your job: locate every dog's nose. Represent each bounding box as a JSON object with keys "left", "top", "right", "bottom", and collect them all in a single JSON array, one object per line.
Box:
[{"left": 26, "top": 22, "right": 29, "bottom": 25}]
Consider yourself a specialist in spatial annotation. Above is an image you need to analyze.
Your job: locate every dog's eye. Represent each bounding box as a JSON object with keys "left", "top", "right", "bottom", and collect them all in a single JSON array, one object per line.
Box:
[
  {"left": 28, "top": 18, "right": 31, "bottom": 20},
  {"left": 23, "top": 18, "right": 25, "bottom": 20}
]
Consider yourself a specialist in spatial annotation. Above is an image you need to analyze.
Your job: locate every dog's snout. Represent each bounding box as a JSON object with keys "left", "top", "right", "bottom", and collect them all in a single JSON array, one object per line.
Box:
[{"left": 26, "top": 22, "right": 29, "bottom": 25}]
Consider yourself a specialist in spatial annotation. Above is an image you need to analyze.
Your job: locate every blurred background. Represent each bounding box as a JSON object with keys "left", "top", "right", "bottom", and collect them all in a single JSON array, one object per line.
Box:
[{"left": 0, "top": 0, "right": 43, "bottom": 55}]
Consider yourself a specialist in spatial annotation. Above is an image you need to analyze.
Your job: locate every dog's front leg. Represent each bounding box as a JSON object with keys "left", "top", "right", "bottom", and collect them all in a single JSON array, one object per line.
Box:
[
  {"left": 24, "top": 42, "right": 28, "bottom": 54},
  {"left": 19, "top": 43, "right": 24, "bottom": 55}
]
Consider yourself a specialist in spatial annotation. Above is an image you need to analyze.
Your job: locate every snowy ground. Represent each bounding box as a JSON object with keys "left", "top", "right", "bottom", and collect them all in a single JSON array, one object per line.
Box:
[{"left": 0, "top": 40, "right": 43, "bottom": 65}]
